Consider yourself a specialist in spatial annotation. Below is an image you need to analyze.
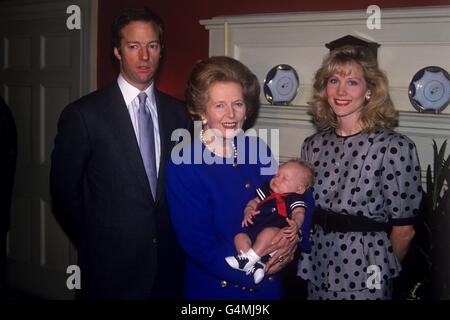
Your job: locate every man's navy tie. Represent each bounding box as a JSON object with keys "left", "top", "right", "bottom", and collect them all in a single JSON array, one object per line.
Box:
[{"left": 138, "top": 92, "right": 157, "bottom": 199}]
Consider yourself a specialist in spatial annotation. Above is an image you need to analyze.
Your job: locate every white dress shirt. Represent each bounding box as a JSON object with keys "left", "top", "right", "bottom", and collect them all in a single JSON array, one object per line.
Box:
[{"left": 117, "top": 74, "right": 161, "bottom": 174}]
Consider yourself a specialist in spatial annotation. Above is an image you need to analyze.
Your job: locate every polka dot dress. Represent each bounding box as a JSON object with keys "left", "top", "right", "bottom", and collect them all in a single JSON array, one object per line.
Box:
[
  {"left": 307, "top": 279, "right": 393, "bottom": 300},
  {"left": 297, "top": 128, "right": 422, "bottom": 300}
]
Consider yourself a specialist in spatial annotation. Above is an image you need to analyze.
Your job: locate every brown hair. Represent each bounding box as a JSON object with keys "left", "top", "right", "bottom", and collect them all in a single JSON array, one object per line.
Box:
[
  {"left": 111, "top": 6, "right": 164, "bottom": 51},
  {"left": 284, "top": 159, "right": 315, "bottom": 189},
  {"left": 310, "top": 45, "right": 398, "bottom": 133},
  {"left": 185, "top": 56, "right": 260, "bottom": 122}
]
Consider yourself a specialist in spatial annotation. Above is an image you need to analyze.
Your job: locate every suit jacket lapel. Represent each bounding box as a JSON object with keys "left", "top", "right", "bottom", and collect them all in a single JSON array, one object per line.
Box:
[{"left": 106, "top": 82, "right": 155, "bottom": 203}]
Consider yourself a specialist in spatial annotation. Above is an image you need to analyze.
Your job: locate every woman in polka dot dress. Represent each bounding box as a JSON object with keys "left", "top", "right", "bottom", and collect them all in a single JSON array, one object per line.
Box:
[{"left": 297, "top": 45, "right": 422, "bottom": 300}]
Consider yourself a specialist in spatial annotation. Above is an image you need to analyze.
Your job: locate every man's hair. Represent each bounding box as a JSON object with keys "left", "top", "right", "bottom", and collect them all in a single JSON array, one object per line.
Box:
[
  {"left": 284, "top": 159, "right": 315, "bottom": 189},
  {"left": 111, "top": 6, "right": 164, "bottom": 51}
]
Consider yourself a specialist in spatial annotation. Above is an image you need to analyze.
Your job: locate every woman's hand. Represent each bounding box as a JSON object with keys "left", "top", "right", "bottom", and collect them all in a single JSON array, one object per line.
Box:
[
  {"left": 390, "top": 225, "right": 415, "bottom": 262},
  {"left": 261, "top": 227, "right": 299, "bottom": 275}
]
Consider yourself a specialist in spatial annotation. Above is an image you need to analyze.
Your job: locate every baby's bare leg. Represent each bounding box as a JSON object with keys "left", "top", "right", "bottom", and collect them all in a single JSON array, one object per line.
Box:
[
  {"left": 234, "top": 232, "right": 252, "bottom": 253},
  {"left": 253, "top": 227, "right": 280, "bottom": 257}
]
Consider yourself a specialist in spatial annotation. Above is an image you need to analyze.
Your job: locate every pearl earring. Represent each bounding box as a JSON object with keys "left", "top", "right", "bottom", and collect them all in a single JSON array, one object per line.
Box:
[{"left": 201, "top": 118, "right": 208, "bottom": 126}]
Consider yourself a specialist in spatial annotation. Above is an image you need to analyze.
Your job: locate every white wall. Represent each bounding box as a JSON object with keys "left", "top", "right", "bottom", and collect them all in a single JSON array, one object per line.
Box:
[{"left": 201, "top": 6, "right": 450, "bottom": 177}]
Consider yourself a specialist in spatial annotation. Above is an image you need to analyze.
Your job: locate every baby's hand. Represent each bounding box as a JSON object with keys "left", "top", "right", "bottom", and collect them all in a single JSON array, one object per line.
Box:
[
  {"left": 242, "top": 209, "right": 260, "bottom": 227},
  {"left": 241, "top": 214, "right": 254, "bottom": 228},
  {"left": 242, "top": 198, "right": 260, "bottom": 228},
  {"left": 283, "top": 218, "right": 299, "bottom": 241}
]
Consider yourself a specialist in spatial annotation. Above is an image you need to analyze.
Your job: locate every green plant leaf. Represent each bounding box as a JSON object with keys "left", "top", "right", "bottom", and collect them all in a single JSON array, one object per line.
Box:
[
  {"left": 437, "top": 186, "right": 450, "bottom": 215},
  {"left": 418, "top": 139, "right": 449, "bottom": 299},
  {"left": 426, "top": 164, "right": 433, "bottom": 193},
  {"left": 432, "top": 140, "right": 438, "bottom": 180},
  {"left": 426, "top": 165, "right": 435, "bottom": 212},
  {"left": 436, "top": 142, "right": 448, "bottom": 192}
]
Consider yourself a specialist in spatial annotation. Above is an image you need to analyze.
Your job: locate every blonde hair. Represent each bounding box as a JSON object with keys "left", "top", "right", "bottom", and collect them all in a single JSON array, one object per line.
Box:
[
  {"left": 310, "top": 45, "right": 398, "bottom": 133},
  {"left": 284, "top": 159, "right": 315, "bottom": 189}
]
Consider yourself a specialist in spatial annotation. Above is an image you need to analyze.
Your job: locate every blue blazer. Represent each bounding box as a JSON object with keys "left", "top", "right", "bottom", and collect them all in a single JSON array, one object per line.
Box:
[{"left": 166, "top": 136, "right": 313, "bottom": 299}]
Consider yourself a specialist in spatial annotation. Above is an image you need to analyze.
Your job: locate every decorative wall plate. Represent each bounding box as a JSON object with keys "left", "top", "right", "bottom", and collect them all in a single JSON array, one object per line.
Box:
[
  {"left": 263, "top": 64, "right": 299, "bottom": 105},
  {"left": 408, "top": 66, "right": 450, "bottom": 113}
]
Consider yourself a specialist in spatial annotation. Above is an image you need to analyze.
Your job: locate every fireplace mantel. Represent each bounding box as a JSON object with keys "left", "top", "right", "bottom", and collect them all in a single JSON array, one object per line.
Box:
[{"left": 200, "top": 6, "right": 450, "bottom": 173}]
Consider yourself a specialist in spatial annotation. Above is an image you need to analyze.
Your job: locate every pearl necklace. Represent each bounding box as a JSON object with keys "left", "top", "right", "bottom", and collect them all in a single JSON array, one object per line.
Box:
[{"left": 200, "top": 129, "right": 238, "bottom": 167}]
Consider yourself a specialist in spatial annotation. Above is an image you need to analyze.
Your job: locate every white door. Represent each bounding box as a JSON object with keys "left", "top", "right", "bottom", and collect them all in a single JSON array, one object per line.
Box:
[{"left": 0, "top": 0, "right": 96, "bottom": 299}]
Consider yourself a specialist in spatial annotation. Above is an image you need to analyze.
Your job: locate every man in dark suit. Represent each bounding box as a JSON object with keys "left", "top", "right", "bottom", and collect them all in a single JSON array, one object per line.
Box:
[
  {"left": 50, "top": 6, "right": 191, "bottom": 299},
  {"left": 0, "top": 96, "right": 17, "bottom": 299}
]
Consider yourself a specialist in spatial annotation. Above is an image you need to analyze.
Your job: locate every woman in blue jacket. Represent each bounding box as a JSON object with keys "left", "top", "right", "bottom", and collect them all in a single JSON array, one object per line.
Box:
[{"left": 166, "top": 56, "right": 312, "bottom": 299}]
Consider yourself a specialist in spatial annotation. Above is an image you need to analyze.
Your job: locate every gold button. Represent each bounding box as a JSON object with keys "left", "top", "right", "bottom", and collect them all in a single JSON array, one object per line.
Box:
[
  {"left": 268, "top": 276, "right": 274, "bottom": 282},
  {"left": 242, "top": 286, "right": 246, "bottom": 290},
  {"left": 245, "top": 183, "right": 250, "bottom": 189},
  {"left": 221, "top": 280, "right": 227, "bottom": 288},
  {"left": 249, "top": 288, "right": 254, "bottom": 292},
  {"left": 233, "top": 163, "right": 237, "bottom": 167}
]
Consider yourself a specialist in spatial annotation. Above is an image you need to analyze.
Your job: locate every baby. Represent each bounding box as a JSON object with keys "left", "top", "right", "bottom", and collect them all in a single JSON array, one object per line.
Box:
[{"left": 225, "top": 159, "right": 314, "bottom": 284}]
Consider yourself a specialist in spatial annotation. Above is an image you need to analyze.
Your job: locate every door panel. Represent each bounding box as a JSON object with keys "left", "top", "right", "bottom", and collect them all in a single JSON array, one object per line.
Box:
[{"left": 0, "top": 0, "right": 96, "bottom": 299}]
